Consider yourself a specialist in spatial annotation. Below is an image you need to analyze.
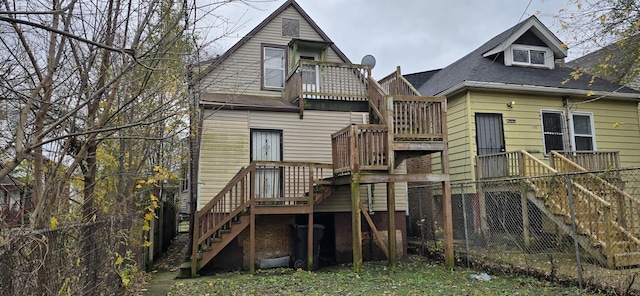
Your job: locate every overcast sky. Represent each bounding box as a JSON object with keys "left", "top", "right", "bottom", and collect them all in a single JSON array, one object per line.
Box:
[{"left": 201, "top": 0, "right": 576, "bottom": 77}]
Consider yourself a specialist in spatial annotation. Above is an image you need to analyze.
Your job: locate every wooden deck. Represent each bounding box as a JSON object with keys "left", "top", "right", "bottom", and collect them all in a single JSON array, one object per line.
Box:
[{"left": 192, "top": 65, "right": 453, "bottom": 275}]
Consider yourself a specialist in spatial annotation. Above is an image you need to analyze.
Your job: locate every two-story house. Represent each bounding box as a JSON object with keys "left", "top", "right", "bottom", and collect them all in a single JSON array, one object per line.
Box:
[{"left": 189, "top": 0, "right": 453, "bottom": 274}]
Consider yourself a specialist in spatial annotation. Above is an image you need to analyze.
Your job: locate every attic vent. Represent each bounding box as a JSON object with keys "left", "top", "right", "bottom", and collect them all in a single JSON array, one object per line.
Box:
[{"left": 282, "top": 18, "right": 299, "bottom": 37}]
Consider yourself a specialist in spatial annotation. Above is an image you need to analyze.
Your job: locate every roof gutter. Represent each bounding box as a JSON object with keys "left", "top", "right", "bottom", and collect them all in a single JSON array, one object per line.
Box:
[{"left": 438, "top": 81, "right": 640, "bottom": 100}]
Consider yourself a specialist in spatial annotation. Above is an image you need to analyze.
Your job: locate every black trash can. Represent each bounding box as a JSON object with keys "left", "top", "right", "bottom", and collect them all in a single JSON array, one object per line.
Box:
[{"left": 290, "top": 224, "right": 325, "bottom": 270}]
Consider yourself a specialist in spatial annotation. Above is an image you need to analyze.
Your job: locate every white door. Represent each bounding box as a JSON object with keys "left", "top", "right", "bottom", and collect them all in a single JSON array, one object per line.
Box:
[{"left": 251, "top": 130, "right": 282, "bottom": 198}]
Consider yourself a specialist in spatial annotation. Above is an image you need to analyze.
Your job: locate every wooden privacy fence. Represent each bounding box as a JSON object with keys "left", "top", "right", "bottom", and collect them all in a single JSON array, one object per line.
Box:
[{"left": 331, "top": 124, "right": 389, "bottom": 175}]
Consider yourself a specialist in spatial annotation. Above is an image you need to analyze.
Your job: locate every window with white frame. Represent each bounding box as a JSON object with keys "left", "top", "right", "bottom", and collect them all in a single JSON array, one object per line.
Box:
[
  {"left": 506, "top": 45, "right": 554, "bottom": 69},
  {"left": 541, "top": 110, "right": 565, "bottom": 155},
  {"left": 570, "top": 112, "right": 596, "bottom": 151},
  {"left": 263, "top": 46, "right": 286, "bottom": 89}
]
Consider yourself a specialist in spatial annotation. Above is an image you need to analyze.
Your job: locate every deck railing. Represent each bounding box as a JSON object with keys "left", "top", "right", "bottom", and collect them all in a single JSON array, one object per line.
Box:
[
  {"left": 552, "top": 150, "right": 620, "bottom": 171},
  {"left": 393, "top": 96, "right": 445, "bottom": 141},
  {"left": 378, "top": 67, "right": 421, "bottom": 96},
  {"left": 193, "top": 161, "right": 333, "bottom": 268},
  {"left": 331, "top": 124, "right": 389, "bottom": 175},
  {"left": 285, "top": 60, "right": 370, "bottom": 116}
]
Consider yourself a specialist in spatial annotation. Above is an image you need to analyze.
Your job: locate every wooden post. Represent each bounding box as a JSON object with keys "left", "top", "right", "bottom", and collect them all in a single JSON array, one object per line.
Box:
[
  {"left": 307, "top": 165, "right": 315, "bottom": 271},
  {"left": 249, "top": 169, "right": 256, "bottom": 275},
  {"left": 521, "top": 187, "right": 530, "bottom": 250},
  {"left": 307, "top": 213, "right": 314, "bottom": 271},
  {"left": 442, "top": 180, "right": 454, "bottom": 268},
  {"left": 387, "top": 182, "right": 397, "bottom": 270},
  {"left": 190, "top": 212, "right": 199, "bottom": 277},
  {"left": 476, "top": 156, "right": 488, "bottom": 237},
  {"left": 385, "top": 91, "right": 397, "bottom": 270},
  {"left": 250, "top": 208, "right": 256, "bottom": 274},
  {"left": 440, "top": 100, "right": 454, "bottom": 269},
  {"left": 351, "top": 173, "right": 363, "bottom": 272}
]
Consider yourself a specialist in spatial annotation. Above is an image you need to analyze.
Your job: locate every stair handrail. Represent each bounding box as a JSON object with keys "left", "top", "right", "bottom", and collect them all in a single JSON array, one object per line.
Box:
[
  {"left": 521, "top": 150, "right": 613, "bottom": 249},
  {"left": 551, "top": 151, "right": 640, "bottom": 247},
  {"left": 367, "top": 76, "right": 387, "bottom": 125},
  {"left": 193, "top": 163, "right": 255, "bottom": 251}
]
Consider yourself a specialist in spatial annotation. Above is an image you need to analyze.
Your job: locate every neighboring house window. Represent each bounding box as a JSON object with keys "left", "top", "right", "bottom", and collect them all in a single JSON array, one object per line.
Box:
[
  {"left": 570, "top": 112, "right": 596, "bottom": 151},
  {"left": 262, "top": 45, "right": 286, "bottom": 89},
  {"left": 282, "top": 18, "right": 299, "bottom": 37},
  {"left": 541, "top": 110, "right": 565, "bottom": 155},
  {"left": 506, "top": 45, "right": 554, "bottom": 69}
]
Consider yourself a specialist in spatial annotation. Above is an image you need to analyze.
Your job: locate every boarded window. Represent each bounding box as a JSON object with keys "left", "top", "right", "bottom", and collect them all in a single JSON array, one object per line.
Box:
[{"left": 282, "top": 18, "right": 300, "bottom": 37}]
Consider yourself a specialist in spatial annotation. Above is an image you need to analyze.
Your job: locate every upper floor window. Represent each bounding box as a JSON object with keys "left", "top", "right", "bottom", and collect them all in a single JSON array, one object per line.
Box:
[
  {"left": 263, "top": 46, "right": 286, "bottom": 89},
  {"left": 506, "top": 45, "right": 554, "bottom": 69}
]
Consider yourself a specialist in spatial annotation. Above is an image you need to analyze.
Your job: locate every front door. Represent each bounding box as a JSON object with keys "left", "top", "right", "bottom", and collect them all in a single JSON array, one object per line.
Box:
[
  {"left": 251, "top": 129, "right": 282, "bottom": 198},
  {"left": 475, "top": 113, "right": 507, "bottom": 177}
]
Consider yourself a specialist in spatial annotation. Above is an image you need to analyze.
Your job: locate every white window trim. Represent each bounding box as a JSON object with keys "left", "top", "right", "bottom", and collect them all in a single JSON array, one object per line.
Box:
[
  {"left": 505, "top": 45, "right": 554, "bottom": 69},
  {"left": 568, "top": 111, "right": 597, "bottom": 151},
  {"left": 263, "top": 46, "right": 286, "bottom": 90},
  {"left": 540, "top": 109, "right": 566, "bottom": 156}
]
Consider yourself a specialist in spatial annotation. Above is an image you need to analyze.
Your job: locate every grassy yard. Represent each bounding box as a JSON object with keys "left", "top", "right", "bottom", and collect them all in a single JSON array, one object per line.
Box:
[{"left": 167, "top": 255, "right": 596, "bottom": 295}]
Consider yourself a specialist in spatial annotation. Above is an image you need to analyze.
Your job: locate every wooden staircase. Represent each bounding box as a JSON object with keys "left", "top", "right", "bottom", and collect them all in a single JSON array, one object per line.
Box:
[
  {"left": 191, "top": 162, "right": 333, "bottom": 275},
  {"left": 191, "top": 65, "right": 453, "bottom": 274},
  {"left": 480, "top": 150, "right": 640, "bottom": 268}
]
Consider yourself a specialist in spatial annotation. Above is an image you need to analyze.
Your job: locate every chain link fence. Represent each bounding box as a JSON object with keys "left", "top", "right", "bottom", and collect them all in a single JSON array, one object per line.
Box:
[
  {"left": 0, "top": 216, "right": 145, "bottom": 295},
  {"left": 411, "top": 167, "right": 640, "bottom": 294}
]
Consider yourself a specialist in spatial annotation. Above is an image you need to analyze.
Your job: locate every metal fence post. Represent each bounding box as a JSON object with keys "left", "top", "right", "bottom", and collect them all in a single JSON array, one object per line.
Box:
[{"left": 565, "top": 173, "right": 583, "bottom": 289}]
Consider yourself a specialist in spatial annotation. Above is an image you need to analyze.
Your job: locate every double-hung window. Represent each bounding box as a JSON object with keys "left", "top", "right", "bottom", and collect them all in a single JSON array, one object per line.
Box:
[
  {"left": 570, "top": 112, "right": 596, "bottom": 151},
  {"left": 263, "top": 46, "right": 286, "bottom": 89},
  {"left": 541, "top": 110, "right": 596, "bottom": 155}
]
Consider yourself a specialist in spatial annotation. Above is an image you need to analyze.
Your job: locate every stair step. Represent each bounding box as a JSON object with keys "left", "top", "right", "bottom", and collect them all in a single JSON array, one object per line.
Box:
[{"left": 613, "top": 251, "right": 640, "bottom": 268}]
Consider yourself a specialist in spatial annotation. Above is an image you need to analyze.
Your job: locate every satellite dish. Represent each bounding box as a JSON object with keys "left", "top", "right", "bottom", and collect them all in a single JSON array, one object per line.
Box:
[{"left": 361, "top": 54, "right": 376, "bottom": 69}]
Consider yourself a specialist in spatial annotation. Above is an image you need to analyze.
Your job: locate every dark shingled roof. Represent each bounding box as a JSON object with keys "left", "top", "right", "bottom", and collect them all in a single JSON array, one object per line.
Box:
[
  {"left": 416, "top": 16, "right": 639, "bottom": 96},
  {"left": 403, "top": 70, "right": 440, "bottom": 91}
]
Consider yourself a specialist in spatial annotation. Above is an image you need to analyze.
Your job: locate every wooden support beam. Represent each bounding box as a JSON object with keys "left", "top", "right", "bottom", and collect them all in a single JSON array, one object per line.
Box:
[
  {"left": 387, "top": 182, "right": 397, "bottom": 270},
  {"left": 385, "top": 94, "right": 397, "bottom": 271},
  {"left": 521, "top": 186, "right": 531, "bottom": 250},
  {"left": 190, "top": 213, "right": 200, "bottom": 277},
  {"left": 351, "top": 174, "right": 363, "bottom": 273},
  {"left": 442, "top": 181, "right": 454, "bottom": 268},
  {"left": 249, "top": 207, "right": 256, "bottom": 275},
  {"left": 359, "top": 203, "right": 389, "bottom": 258},
  {"left": 307, "top": 212, "right": 314, "bottom": 271}
]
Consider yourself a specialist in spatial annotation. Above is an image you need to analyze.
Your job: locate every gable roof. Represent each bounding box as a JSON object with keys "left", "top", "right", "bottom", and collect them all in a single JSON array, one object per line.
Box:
[
  {"left": 192, "top": 0, "right": 350, "bottom": 84},
  {"left": 416, "top": 16, "right": 639, "bottom": 99}
]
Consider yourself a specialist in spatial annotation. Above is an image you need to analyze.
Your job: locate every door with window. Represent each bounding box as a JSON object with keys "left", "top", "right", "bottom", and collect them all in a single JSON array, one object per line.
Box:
[
  {"left": 251, "top": 129, "right": 282, "bottom": 198},
  {"left": 475, "top": 113, "right": 507, "bottom": 178},
  {"left": 296, "top": 52, "right": 320, "bottom": 95}
]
